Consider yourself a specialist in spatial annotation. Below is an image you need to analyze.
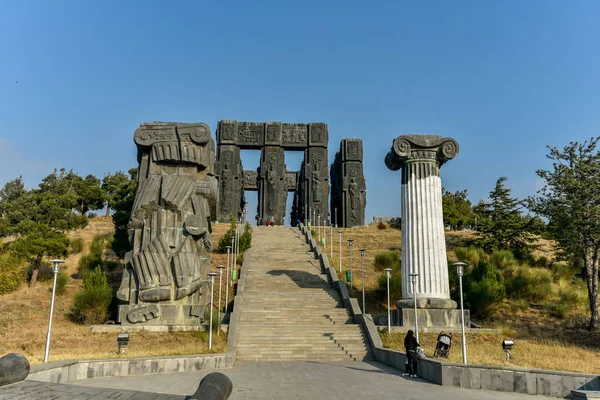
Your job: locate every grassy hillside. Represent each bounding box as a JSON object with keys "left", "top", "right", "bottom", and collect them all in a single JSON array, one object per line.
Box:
[{"left": 0, "top": 217, "right": 233, "bottom": 365}]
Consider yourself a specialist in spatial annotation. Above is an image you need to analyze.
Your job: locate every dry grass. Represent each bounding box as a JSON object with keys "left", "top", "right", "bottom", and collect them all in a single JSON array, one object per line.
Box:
[
  {"left": 0, "top": 218, "right": 236, "bottom": 366},
  {"left": 381, "top": 331, "right": 600, "bottom": 374}
]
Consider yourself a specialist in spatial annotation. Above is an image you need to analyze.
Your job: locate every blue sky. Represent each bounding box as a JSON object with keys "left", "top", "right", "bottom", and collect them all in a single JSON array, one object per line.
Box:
[{"left": 1, "top": 1, "right": 599, "bottom": 224}]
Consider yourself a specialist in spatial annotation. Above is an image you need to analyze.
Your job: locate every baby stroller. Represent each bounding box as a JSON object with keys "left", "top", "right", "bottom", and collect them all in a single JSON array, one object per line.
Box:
[{"left": 433, "top": 332, "right": 452, "bottom": 358}]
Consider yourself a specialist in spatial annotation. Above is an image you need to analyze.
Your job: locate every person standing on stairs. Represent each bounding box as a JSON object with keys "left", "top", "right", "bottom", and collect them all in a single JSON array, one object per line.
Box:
[{"left": 404, "top": 330, "right": 420, "bottom": 378}]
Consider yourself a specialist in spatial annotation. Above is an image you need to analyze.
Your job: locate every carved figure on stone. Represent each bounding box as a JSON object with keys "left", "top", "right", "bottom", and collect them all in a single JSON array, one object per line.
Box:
[
  {"left": 221, "top": 123, "right": 235, "bottom": 141},
  {"left": 220, "top": 155, "right": 233, "bottom": 213},
  {"left": 266, "top": 153, "right": 278, "bottom": 212},
  {"left": 266, "top": 125, "right": 279, "bottom": 142},
  {"left": 117, "top": 122, "right": 217, "bottom": 325}
]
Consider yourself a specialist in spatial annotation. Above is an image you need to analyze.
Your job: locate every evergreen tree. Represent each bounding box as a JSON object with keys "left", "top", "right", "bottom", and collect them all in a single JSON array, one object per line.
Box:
[
  {"left": 476, "top": 177, "right": 536, "bottom": 257},
  {"left": 75, "top": 174, "right": 105, "bottom": 215},
  {"left": 110, "top": 168, "right": 138, "bottom": 258},
  {"left": 530, "top": 138, "right": 600, "bottom": 329},
  {"left": 102, "top": 171, "right": 131, "bottom": 217}
]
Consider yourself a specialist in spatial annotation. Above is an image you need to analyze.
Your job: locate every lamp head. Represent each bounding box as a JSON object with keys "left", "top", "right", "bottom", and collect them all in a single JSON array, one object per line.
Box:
[
  {"left": 208, "top": 272, "right": 218, "bottom": 283},
  {"left": 217, "top": 265, "right": 225, "bottom": 273},
  {"left": 359, "top": 249, "right": 366, "bottom": 256},
  {"left": 409, "top": 272, "right": 418, "bottom": 284},
  {"left": 453, "top": 262, "right": 467, "bottom": 277},
  {"left": 50, "top": 259, "right": 64, "bottom": 274},
  {"left": 502, "top": 339, "right": 514, "bottom": 351},
  {"left": 384, "top": 268, "right": 392, "bottom": 277}
]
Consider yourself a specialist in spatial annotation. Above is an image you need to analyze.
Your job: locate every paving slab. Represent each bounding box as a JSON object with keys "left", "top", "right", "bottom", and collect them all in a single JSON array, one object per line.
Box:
[{"left": 71, "top": 361, "right": 540, "bottom": 399}]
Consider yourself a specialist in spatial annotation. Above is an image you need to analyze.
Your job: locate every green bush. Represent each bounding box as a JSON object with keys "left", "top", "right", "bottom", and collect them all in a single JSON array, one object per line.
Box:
[
  {"left": 217, "top": 218, "right": 252, "bottom": 254},
  {"left": 549, "top": 279, "right": 587, "bottom": 318},
  {"left": 373, "top": 251, "right": 400, "bottom": 272},
  {"left": 377, "top": 270, "right": 402, "bottom": 301},
  {"left": 377, "top": 222, "right": 388, "bottom": 230},
  {"left": 454, "top": 246, "right": 487, "bottom": 267},
  {"left": 551, "top": 262, "right": 575, "bottom": 282},
  {"left": 89, "top": 234, "right": 107, "bottom": 256},
  {"left": 70, "top": 238, "right": 85, "bottom": 254},
  {"left": 465, "top": 261, "right": 506, "bottom": 318},
  {"left": 78, "top": 234, "right": 107, "bottom": 276},
  {"left": 0, "top": 254, "right": 27, "bottom": 295},
  {"left": 204, "top": 306, "right": 220, "bottom": 332},
  {"left": 504, "top": 266, "right": 553, "bottom": 302},
  {"left": 55, "top": 271, "right": 69, "bottom": 295},
  {"left": 71, "top": 266, "right": 113, "bottom": 325},
  {"left": 490, "top": 249, "right": 518, "bottom": 269}
]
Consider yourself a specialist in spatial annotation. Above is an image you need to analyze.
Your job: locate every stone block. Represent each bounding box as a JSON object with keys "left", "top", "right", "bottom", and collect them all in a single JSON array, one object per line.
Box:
[
  {"left": 561, "top": 375, "right": 575, "bottom": 398},
  {"left": 537, "top": 374, "right": 551, "bottom": 396},
  {"left": 514, "top": 371, "right": 527, "bottom": 394},
  {"left": 119, "top": 304, "right": 206, "bottom": 326},
  {"left": 525, "top": 372, "right": 537, "bottom": 395},
  {"left": 398, "top": 308, "right": 469, "bottom": 328},
  {"left": 0, "top": 353, "right": 30, "bottom": 387},
  {"left": 468, "top": 367, "right": 481, "bottom": 390},
  {"left": 491, "top": 369, "right": 503, "bottom": 391},
  {"left": 502, "top": 370, "right": 515, "bottom": 392},
  {"left": 459, "top": 367, "right": 470, "bottom": 388}
]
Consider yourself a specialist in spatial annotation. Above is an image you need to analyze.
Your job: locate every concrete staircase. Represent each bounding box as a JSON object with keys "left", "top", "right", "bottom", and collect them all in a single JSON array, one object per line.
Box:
[{"left": 236, "top": 226, "right": 371, "bottom": 361}]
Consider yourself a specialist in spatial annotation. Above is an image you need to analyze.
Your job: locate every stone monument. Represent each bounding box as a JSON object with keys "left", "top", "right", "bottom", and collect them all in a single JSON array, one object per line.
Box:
[
  {"left": 116, "top": 122, "right": 218, "bottom": 325},
  {"left": 330, "top": 139, "right": 366, "bottom": 227},
  {"left": 385, "top": 134, "right": 469, "bottom": 328},
  {"left": 215, "top": 121, "right": 328, "bottom": 226}
]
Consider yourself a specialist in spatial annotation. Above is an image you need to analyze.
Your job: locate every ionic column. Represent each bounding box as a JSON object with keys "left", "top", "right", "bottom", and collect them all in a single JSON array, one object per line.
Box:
[{"left": 385, "top": 135, "right": 459, "bottom": 308}]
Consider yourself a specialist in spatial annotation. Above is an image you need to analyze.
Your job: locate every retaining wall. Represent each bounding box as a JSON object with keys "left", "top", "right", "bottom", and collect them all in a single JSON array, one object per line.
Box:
[{"left": 299, "top": 224, "right": 600, "bottom": 398}]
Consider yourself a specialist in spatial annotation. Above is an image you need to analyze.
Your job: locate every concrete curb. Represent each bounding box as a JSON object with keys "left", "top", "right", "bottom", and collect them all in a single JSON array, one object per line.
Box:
[{"left": 298, "top": 224, "right": 600, "bottom": 398}]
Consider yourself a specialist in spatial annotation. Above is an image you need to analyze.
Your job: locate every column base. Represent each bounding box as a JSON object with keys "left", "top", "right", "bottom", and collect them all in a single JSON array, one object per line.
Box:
[{"left": 397, "top": 297, "right": 457, "bottom": 309}]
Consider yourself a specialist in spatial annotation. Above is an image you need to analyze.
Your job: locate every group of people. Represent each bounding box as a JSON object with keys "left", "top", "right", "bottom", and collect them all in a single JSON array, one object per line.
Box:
[{"left": 258, "top": 216, "right": 276, "bottom": 226}]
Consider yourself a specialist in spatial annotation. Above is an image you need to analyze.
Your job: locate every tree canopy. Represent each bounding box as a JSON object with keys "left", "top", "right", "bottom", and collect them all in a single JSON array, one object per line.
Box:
[
  {"left": 442, "top": 188, "right": 474, "bottom": 230},
  {"left": 530, "top": 138, "right": 600, "bottom": 329}
]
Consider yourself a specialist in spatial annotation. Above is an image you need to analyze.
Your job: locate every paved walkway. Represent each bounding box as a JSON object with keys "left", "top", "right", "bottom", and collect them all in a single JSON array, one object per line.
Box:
[{"left": 67, "top": 361, "right": 535, "bottom": 400}]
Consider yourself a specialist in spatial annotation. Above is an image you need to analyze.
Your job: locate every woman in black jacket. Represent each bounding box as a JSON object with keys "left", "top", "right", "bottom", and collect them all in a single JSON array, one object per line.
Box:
[{"left": 404, "top": 330, "right": 420, "bottom": 377}]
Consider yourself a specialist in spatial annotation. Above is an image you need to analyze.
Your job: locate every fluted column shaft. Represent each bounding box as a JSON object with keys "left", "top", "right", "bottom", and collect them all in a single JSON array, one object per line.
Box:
[
  {"left": 385, "top": 134, "right": 459, "bottom": 304},
  {"left": 401, "top": 160, "right": 448, "bottom": 299}
]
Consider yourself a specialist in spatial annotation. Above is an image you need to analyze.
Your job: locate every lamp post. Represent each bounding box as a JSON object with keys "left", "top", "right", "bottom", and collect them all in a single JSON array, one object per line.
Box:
[
  {"left": 348, "top": 239, "right": 354, "bottom": 292},
  {"left": 409, "top": 272, "right": 419, "bottom": 343},
  {"left": 384, "top": 268, "right": 393, "bottom": 333},
  {"left": 217, "top": 265, "right": 225, "bottom": 334},
  {"left": 330, "top": 222, "right": 333, "bottom": 259},
  {"left": 313, "top": 209, "right": 316, "bottom": 231},
  {"left": 230, "top": 238, "right": 235, "bottom": 287},
  {"left": 338, "top": 231, "right": 343, "bottom": 273},
  {"left": 225, "top": 246, "right": 231, "bottom": 306},
  {"left": 305, "top": 204, "right": 308, "bottom": 225},
  {"left": 44, "top": 259, "right": 64, "bottom": 363},
  {"left": 360, "top": 249, "right": 366, "bottom": 314},
  {"left": 454, "top": 261, "right": 468, "bottom": 364},
  {"left": 208, "top": 272, "right": 218, "bottom": 350},
  {"left": 318, "top": 214, "right": 321, "bottom": 243}
]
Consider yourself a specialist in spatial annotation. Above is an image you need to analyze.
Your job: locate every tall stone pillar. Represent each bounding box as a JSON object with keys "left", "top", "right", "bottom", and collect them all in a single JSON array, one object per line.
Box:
[
  {"left": 259, "top": 146, "right": 286, "bottom": 225},
  {"left": 386, "top": 134, "right": 469, "bottom": 327}
]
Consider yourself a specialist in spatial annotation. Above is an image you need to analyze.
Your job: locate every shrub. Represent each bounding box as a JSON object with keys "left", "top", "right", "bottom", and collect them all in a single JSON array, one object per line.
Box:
[
  {"left": 204, "top": 306, "right": 220, "bottom": 332},
  {"left": 549, "top": 279, "right": 587, "bottom": 318},
  {"left": 454, "top": 246, "right": 487, "bottom": 267},
  {"left": 490, "top": 249, "right": 518, "bottom": 269},
  {"left": 217, "top": 218, "right": 252, "bottom": 253},
  {"left": 377, "top": 222, "right": 388, "bottom": 230},
  {"left": 377, "top": 270, "right": 402, "bottom": 301},
  {"left": 0, "top": 254, "right": 27, "bottom": 295},
  {"left": 89, "top": 234, "right": 107, "bottom": 256},
  {"left": 373, "top": 251, "right": 400, "bottom": 272},
  {"left": 55, "top": 271, "right": 69, "bottom": 295},
  {"left": 504, "top": 267, "right": 553, "bottom": 302},
  {"left": 465, "top": 261, "right": 506, "bottom": 318},
  {"left": 70, "top": 238, "right": 85, "bottom": 254},
  {"left": 78, "top": 234, "right": 107, "bottom": 276},
  {"left": 551, "top": 262, "right": 575, "bottom": 282},
  {"left": 71, "top": 266, "right": 113, "bottom": 325}
]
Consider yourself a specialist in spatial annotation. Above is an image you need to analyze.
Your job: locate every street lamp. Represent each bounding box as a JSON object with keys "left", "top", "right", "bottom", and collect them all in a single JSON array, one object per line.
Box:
[
  {"left": 454, "top": 261, "right": 468, "bottom": 364},
  {"left": 318, "top": 214, "right": 321, "bottom": 242},
  {"left": 338, "top": 231, "right": 343, "bottom": 273},
  {"left": 230, "top": 238, "right": 235, "bottom": 287},
  {"left": 313, "top": 209, "right": 316, "bottom": 231},
  {"left": 409, "top": 272, "right": 419, "bottom": 343},
  {"left": 384, "top": 268, "right": 393, "bottom": 333},
  {"left": 225, "top": 246, "right": 231, "bottom": 306},
  {"left": 330, "top": 222, "right": 333, "bottom": 259},
  {"left": 217, "top": 265, "right": 225, "bottom": 334},
  {"left": 348, "top": 240, "right": 354, "bottom": 292},
  {"left": 208, "top": 272, "right": 218, "bottom": 350},
  {"left": 334, "top": 207, "right": 338, "bottom": 228},
  {"left": 360, "top": 249, "right": 366, "bottom": 314},
  {"left": 44, "top": 259, "right": 64, "bottom": 363}
]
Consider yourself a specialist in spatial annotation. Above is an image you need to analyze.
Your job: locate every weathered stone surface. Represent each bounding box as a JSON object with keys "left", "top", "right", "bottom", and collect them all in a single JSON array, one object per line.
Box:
[
  {"left": 215, "top": 120, "right": 329, "bottom": 226},
  {"left": 190, "top": 372, "right": 233, "bottom": 400},
  {"left": 117, "top": 122, "right": 217, "bottom": 325},
  {"left": 0, "top": 353, "right": 29, "bottom": 387},
  {"left": 331, "top": 139, "right": 366, "bottom": 227},
  {"left": 385, "top": 134, "right": 463, "bottom": 313},
  {"left": 397, "top": 308, "right": 470, "bottom": 329}
]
